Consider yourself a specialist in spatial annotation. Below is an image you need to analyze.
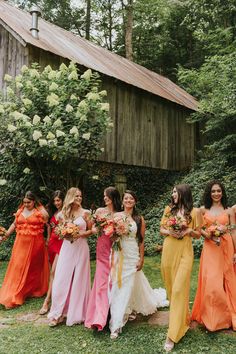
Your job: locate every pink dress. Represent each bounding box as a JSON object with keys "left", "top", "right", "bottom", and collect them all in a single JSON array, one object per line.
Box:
[
  {"left": 48, "top": 214, "right": 63, "bottom": 266},
  {"left": 48, "top": 216, "right": 90, "bottom": 326},
  {"left": 85, "top": 228, "right": 112, "bottom": 330}
]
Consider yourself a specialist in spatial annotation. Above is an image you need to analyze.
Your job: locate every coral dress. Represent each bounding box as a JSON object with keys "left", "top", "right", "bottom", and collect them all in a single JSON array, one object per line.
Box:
[
  {"left": 85, "top": 214, "right": 112, "bottom": 330},
  {"left": 161, "top": 206, "right": 200, "bottom": 343},
  {"left": 109, "top": 220, "right": 168, "bottom": 334},
  {"left": 48, "top": 216, "right": 90, "bottom": 326},
  {"left": 0, "top": 207, "right": 49, "bottom": 308},
  {"left": 47, "top": 214, "right": 63, "bottom": 266},
  {"left": 191, "top": 211, "right": 236, "bottom": 331}
]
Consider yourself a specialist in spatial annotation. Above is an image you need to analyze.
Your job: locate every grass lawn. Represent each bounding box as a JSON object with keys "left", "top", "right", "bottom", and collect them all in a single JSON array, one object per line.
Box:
[{"left": 0, "top": 256, "right": 235, "bottom": 354}]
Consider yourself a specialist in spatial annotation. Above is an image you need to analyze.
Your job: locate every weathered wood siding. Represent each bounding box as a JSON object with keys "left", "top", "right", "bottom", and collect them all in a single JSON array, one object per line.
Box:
[
  {"left": 0, "top": 25, "right": 28, "bottom": 91},
  {"left": 0, "top": 31, "right": 196, "bottom": 170}
]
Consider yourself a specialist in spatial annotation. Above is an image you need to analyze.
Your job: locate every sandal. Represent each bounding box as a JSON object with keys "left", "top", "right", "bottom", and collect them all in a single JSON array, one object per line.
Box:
[
  {"left": 164, "top": 338, "right": 174, "bottom": 352},
  {"left": 128, "top": 312, "right": 137, "bottom": 321},
  {"left": 49, "top": 319, "right": 58, "bottom": 327},
  {"left": 39, "top": 305, "right": 49, "bottom": 315}
]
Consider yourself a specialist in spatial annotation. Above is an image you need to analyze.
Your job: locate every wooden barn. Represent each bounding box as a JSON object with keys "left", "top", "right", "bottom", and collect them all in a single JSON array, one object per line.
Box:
[{"left": 0, "top": 0, "right": 198, "bottom": 171}]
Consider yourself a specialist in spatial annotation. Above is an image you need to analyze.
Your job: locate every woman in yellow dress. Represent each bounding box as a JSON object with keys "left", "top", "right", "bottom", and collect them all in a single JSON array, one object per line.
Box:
[{"left": 160, "top": 184, "right": 201, "bottom": 352}]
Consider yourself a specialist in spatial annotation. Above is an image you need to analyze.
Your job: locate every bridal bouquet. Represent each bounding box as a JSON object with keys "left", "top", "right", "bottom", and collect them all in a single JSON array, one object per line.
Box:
[
  {"left": 55, "top": 222, "right": 80, "bottom": 243},
  {"left": 165, "top": 213, "right": 188, "bottom": 238},
  {"left": 111, "top": 215, "right": 130, "bottom": 251},
  {"left": 205, "top": 222, "right": 228, "bottom": 246},
  {"left": 92, "top": 211, "right": 112, "bottom": 236},
  {"left": 0, "top": 225, "right": 7, "bottom": 242}
]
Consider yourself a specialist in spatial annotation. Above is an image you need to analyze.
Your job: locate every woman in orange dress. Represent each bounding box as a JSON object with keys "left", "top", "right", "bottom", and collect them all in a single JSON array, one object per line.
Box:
[
  {"left": 192, "top": 181, "right": 236, "bottom": 331},
  {"left": 0, "top": 191, "right": 49, "bottom": 309}
]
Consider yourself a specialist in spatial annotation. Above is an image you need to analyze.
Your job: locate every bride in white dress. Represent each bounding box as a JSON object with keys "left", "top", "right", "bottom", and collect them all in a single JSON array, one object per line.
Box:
[{"left": 109, "top": 190, "right": 169, "bottom": 339}]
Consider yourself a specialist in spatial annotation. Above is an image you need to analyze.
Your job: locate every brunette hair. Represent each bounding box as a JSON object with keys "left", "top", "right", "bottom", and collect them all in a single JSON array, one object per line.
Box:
[
  {"left": 104, "top": 186, "right": 121, "bottom": 212},
  {"left": 202, "top": 180, "right": 227, "bottom": 209},
  {"left": 46, "top": 190, "right": 65, "bottom": 218},
  {"left": 123, "top": 190, "right": 143, "bottom": 244},
  {"left": 62, "top": 187, "right": 82, "bottom": 220},
  {"left": 21, "top": 191, "right": 41, "bottom": 208},
  {"left": 170, "top": 184, "right": 193, "bottom": 223}
]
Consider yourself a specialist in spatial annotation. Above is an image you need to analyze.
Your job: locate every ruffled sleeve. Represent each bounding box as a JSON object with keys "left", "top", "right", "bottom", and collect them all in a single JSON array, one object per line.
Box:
[
  {"left": 160, "top": 206, "right": 171, "bottom": 228},
  {"left": 191, "top": 208, "right": 203, "bottom": 238}
]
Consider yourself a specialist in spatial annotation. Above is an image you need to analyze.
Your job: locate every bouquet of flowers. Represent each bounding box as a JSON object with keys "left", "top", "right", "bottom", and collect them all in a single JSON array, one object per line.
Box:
[
  {"left": 165, "top": 213, "right": 188, "bottom": 238},
  {"left": 92, "top": 211, "right": 112, "bottom": 236},
  {"left": 0, "top": 225, "right": 7, "bottom": 242},
  {"left": 205, "top": 222, "right": 227, "bottom": 246},
  {"left": 112, "top": 215, "right": 131, "bottom": 251},
  {"left": 55, "top": 222, "right": 80, "bottom": 243}
]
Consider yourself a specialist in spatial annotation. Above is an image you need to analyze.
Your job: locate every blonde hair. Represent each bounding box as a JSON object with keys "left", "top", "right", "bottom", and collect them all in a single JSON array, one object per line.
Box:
[{"left": 62, "top": 187, "right": 82, "bottom": 220}]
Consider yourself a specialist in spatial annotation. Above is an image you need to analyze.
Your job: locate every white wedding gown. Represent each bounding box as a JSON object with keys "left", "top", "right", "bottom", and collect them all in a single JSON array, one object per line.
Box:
[{"left": 109, "top": 220, "right": 169, "bottom": 334}]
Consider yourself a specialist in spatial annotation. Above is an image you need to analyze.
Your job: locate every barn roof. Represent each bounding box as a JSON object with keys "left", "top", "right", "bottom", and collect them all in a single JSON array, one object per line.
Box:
[{"left": 0, "top": 0, "right": 198, "bottom": 111}]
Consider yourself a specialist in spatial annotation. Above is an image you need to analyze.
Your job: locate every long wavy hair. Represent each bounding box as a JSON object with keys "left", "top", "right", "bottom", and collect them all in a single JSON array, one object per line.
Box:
[
  {"left": 202, "top": 180, "right": 227, "bottom": 209},
  {"left": 46, "top": 190, "right": 65, "bottom": 218},
  {"left": 170, "top": 184, "right": 193, "bottom": 223},
  {"left": 20, "top": 191, "right": 41, "bottom": 208},
  {"left": 62, "top": 187, "right": 82, "bottom": 220},
  {"left": 123, "top": 190, "right": 143, "bottom": 244},
  {"left": 104, "top": 186, "right": 121, "bottom": 212}
]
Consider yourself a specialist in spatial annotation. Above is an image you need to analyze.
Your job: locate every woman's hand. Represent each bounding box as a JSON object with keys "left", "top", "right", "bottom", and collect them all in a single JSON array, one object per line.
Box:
[
  {"left": 179, "top": 227, "right": 192, "bottom": 238},
  {"left": 136, "top": 258, "right": 144, "bottom": 271},
  {"left": 168, "top": 229, "right": 181, "bottom": 239}
]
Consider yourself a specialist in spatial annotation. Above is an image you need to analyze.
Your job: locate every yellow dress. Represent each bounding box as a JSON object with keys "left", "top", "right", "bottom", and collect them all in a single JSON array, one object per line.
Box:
[{"left": 161, "top": 206, "right": 200, "bottom": 343}]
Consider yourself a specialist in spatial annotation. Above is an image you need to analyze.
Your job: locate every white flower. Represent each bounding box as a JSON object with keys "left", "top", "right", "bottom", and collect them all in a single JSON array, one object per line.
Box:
[
  {"left": 108, "top": 122, "right": 114, "bottom": 128},
  {"left": 100, "top": 103, "right": 110, "bottom": 111},
  {"left": 82, "top": 132, "right": 91, "bottom": 140},
  {"left": 43, "top": 116, "right": 51, "bottom": 124},
  {"left": 22, "top": 98, "right": 32, "bottom": 106},
  {"left": 26, "top": 151, "right": 32, "bottom": 156},
  {"left": 16, "top": 82, "right": 23, "bottom": 89},
  {"left": 0, "top": 105, "right": 4, "bottom": 114},
  {"left": 47, "top": 93, "right": 59, "bottom": 107},
  {"left": 100, "top": 147, "right": 105, "bottom": 152},
  {"left": 86, "top": 92, "right": 100, "bottom": 101},
  {"left": 21, "top": 65, "right": 28, "bottom": 73},
  {"left": 4, "top": 74, "right": 12, "bottom": 82},
  {"left": 15, "top": 75, "right": 22, "bottom": 82},
  {"left": 78, "top": 100, "right": 88, "bottom": 109},
  {"left": 80, "top": 115, "right": 87, "bottom": 122},
  {"left": 24, "top": 121, "right": 32, "bottom": 127},
  {"left": 46, "top": 132, "right": 56, "bottom": 140},
  {"left": 70, "top": 126, "right": 79, "bottom": 135},
  {"left": 65, "top": 104, "right": 74, "bottom": 113},
  {"left": 68, "top": 71, "right": 78, "bottom": 80},
  {"left": 44, "top": 65, "right": 52, "bottom": 73},
  {"left": 56, "top": 129, "right": 65, "bottom": 138},
  {"left": 32, "top": 130, "right": 42, "bottom": 141},
  {"left": 59, "top": 63, "right": 67, "bottom": 71},
  {"left": 92, "top": 175, "right": 99, "bottom": 180},
  {"left": 7, "top": 87, "right": 14, "bottom": 96},
  {"left": 49, "top": 82, "right": 58, "bottom": 91},
  {"left": 48, "top": 139, "right": 57, "bottom": 146},
  {"left": 10, "top": 111, "right": 23, "bottom": 120},
  {"left": 39, "top": 139, "right": 48, "bottom": 147},
  {"left": 53, "top": 118, "right": 62, "bottom": 127},
  {"left": 0, "top": 179, "right": 7, "bottom": 186},
  {"left": 26, "top": 81, "right": 33, "bottom": 88},
  {"left": 30, "top": 69, "right": 40, "bottom": 78},
  {"left": 70, "top": 94, "right": 77, "bottom": 101},
  {"left": 99, "top": 90, "right": 107, "bottom": 97},
  {"left": 48, "top": 71, "right": 57, "bottom": 80},
  {"left": 23, "top": 167, "right": 31, "bottom": 174},
  {"left": 56, "top": 71, "right": 61, "bottom": 79},
  {"left": 7, "top": 124, "right": 17, "bottom": 132},
  {"left": 32, "top": 115, "right": 41, "bottom": 125},
  {"left": 39, "top": 186, "right": 46, "bottom": 191},
  {"left": 81, "top": 69, "right": 92, "bottom": 80}
]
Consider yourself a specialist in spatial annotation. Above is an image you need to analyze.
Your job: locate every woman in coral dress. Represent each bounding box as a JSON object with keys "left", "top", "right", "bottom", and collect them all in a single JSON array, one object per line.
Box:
[
  {"left": 109, "top": 190, "right": 169, "bottom": 339},
  {"left": 39, "top": 190, "right": 64, "bottom": 315},
  {"left": 0, "top": 191, "right": 49, "bottom": 308},
  {"left": 192, "top": 181, "right": 236, "bottom": 331},
  {"left": 48, "top": 187, "right": 96, "bottom": 326},
  {"left": 160, "top": 184, "right": 201, "bottom": 352},
  {"left": 85, "top": 186, "right": 121, "bottom": 331}
]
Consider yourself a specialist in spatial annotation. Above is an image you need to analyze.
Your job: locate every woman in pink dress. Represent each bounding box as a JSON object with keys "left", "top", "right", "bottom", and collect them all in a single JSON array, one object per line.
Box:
[
  {"left": 48, "top": 187, "right": 96, "bottom": 326},
  {"left": 39, "top": 190, "right": 64, "bottom": 315},
  {"left": 85, "top": 186, "right": 121, "bottom": 331}
]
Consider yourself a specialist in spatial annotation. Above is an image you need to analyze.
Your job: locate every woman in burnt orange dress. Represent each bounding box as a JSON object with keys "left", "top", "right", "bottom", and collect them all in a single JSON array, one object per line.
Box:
[
  {"left": 192, "top": 181, "right": 236, "bottom": 331},
  {"left": 0, "top": 191, "right": 49, "bottom": 309}
]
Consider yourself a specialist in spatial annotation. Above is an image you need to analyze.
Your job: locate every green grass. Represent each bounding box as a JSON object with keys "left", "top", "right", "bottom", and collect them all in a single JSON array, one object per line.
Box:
[{"left": 0, "top": 256, "right": 235, "bottom": 354}]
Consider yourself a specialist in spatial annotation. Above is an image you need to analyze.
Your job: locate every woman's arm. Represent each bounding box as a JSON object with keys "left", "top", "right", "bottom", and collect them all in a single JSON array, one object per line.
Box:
[
  {"left": 1, "top": 221, "right": 16, "bottom": 241},
  {"left": 137, "top": 216, "right": 145, "bottom": 271},
  {"left": 80, "top": 210, "right": 97, "bottom": 238},
  {"left": 39, "top": 206, "right": 49, "bottom": 223},
  {"left": 228, "top": 208, "right": 236, "bottom": 264}
]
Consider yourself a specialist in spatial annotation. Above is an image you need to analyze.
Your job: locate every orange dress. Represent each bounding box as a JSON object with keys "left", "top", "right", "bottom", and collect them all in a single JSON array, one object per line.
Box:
[
  {"left": 0, "top": 207, "right": 49, "bottom": 308},
  {"left": 191, "top": 211, "right": 236, "bottom": 331}
]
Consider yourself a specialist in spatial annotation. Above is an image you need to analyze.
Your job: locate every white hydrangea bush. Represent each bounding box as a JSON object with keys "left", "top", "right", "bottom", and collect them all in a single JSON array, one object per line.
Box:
[{"left": 0, "top": 62, "right": 112, "bottom": 166}]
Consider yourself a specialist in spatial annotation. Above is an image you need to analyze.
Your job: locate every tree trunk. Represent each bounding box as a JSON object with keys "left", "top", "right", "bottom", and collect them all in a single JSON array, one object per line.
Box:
[
  {"left": 85, "top": 0, "right": 91, "bottom": 40},
  {"left": 124, "top": 0, "right": 133, "bottom": 61}
]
